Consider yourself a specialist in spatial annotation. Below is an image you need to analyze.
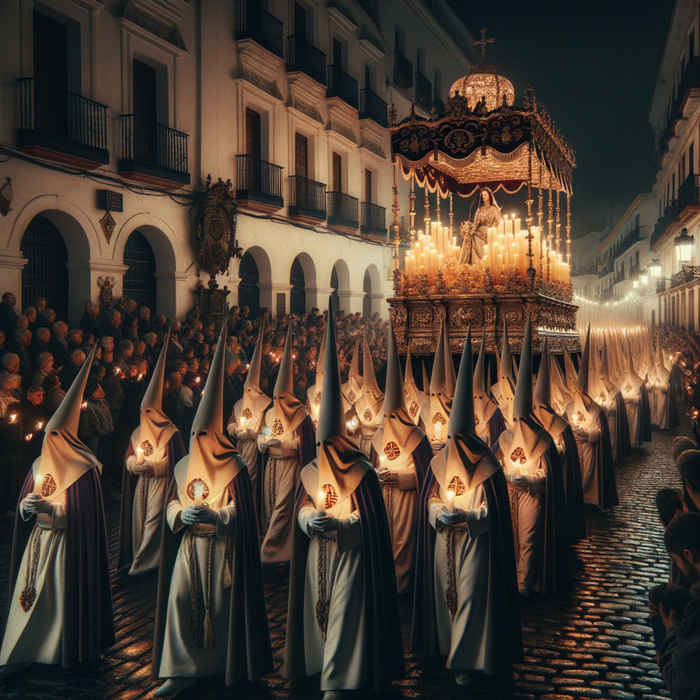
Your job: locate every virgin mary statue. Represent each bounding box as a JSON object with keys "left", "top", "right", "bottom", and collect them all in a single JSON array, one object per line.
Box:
[{"left": 459, "top": 187, "right": 502, "bottom": 266}]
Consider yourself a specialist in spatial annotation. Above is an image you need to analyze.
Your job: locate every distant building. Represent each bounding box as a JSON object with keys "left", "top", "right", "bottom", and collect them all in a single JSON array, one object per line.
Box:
[{"left": 0, "top": 0, "right": 474, "bottom": 323}]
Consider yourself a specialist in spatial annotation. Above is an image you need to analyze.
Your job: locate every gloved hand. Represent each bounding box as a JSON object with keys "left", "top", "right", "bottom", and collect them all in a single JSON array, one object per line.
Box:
[
  {"left": 309, "top": 514, "right": 339, "bottom": 532},
  {"left": 192, "top": 505, "right": 218, "bottom": 525},
  {"left": 376, "top": 468, "right": 398, "bottom": 484},
  {"left": 437, "top": 508, "right": 467, "bottom": 526},
  {"left": 133, "top": 460, "right": 155, "bottom": 477},
  {"left": 181, "top": 506, "right": 200, "bottom": 525},
  {"left": 22, "top": 494, "right": 54, "bottom": 515}
]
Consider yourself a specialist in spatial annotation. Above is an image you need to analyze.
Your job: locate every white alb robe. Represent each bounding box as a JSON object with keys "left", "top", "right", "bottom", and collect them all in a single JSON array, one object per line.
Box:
[
  {"left": 1, "top": 493, "right": 67, "bottom": 666},
  {"left": 158, "top": 490, "right": 236, "bottom": 678}
]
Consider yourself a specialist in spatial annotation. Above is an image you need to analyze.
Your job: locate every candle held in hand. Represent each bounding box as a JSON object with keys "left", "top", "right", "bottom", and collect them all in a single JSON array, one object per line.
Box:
[
  {"left": 136, "top": 446, "right": 145, "bottom": 464},
  {"left": 433, "top": 421, "right": 442, "bottom": 440},
  {"left": 317, "top": 489, "right": 326, "bottom": 515},
  {"left": 34, "top": 473, "right": 43, "bottom": 495},
  {"left": 445, "top": 489, "right": 456, "bottom": 513},
  {"left": 193, "top": 482, "right": 204, "bottom": 507}
]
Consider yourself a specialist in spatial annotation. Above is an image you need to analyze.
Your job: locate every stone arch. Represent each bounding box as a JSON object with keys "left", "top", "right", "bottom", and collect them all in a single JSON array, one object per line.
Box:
[
  {"left": 292, "top": 252, "right": 318, "bottom": 313},
  {"left": 9, "top": 198, "right": 101, "bottom": 323},
  {"left": 330, "top": 259, "right": 351, "bottom": 314},
  {"left": 363, "top": 263, "right": 383, "bottom": 316},
  {"left": 239, "top": 245, "right": 273, "bottom": 313},
  {"left": 113, "top": 216, "right": 181, "bottom": 319}
]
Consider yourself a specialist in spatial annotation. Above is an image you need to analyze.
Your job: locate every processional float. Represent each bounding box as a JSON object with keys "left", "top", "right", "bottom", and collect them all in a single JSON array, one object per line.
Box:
[{"left": 387, "top": 32, "right": 579, "bottom": 354}]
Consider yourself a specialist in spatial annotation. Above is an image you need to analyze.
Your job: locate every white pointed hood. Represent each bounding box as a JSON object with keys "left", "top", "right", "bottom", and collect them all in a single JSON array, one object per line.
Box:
[
  {"left": 33, "top": 343, "right": 101, "bottom": 500},
  {"left": 355, "top": 333, "right": 384, "bottom": 427},
  {"left": 341, "top": 334, "right": 363, "bottom": 407},
  {"left": 306, "top": 324, "right": 327, "bottom": 421},
  {"left": 491, "top": 318, "right": 516, "bottom": 427},
  {"left": 473, "top": 330, "right": 498, "bottom": 433},
  {"left": 238, "top": 326, "right": 272, "bottom": 423},
  {"left": 403, "top": 350, "right": 427, "bottom": 423},
  {"left": 131, "top": 329, "right": 178, "bottom": 459},
  {"left": 418, "top": 320, "right": 452, "bottom": 439},
  {"left": 533, "top": 337, "right": 568, "bottom": 439},
  {"left": 174, "top": 318, "right": 245, "bottom": 505},
  {"left": 443, "top": 322, "right": 456, "bottom": 400}
]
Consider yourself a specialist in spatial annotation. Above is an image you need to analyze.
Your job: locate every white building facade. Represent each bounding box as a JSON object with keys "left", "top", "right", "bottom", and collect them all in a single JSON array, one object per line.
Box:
[{"left": 0, "top": 0, "right": 474, "bottom": 324}]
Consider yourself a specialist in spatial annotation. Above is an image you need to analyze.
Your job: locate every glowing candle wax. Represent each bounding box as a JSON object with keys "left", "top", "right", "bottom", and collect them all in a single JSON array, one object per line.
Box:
[
  {"left": 136, "top": 446, "right": 145, "bottom": 464},
  {"left": 445, "top": 489, "right": 455, "bottom": 513},
  {"left": 434, "top": 421, "right": 442, "bottom": 440},
  {"left": 193, "top": 482, "right": 204, "bottom": 507},
  {"left": 317, "top": 489, "right": 326, "bottom": 515}
]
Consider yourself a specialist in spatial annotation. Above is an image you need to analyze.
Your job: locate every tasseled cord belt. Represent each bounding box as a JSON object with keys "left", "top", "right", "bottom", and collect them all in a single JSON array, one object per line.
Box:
[{"left": 188, "top": 530, "right": 231, "bottom": 649}]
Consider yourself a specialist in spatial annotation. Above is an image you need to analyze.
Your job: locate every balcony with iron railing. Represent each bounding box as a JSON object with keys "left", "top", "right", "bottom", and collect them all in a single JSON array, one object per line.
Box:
[
  {"left": 359, "top": 88, "right": 388, "bottom": 127},
  {"left": 288, "top": 176, "right": 326, "bottom": 220},
  {"left": 651, "top": 201, "right": 680, "bottom": 249},
  {"left": 669, "top": 265, "right": 700, "bottom": 289},
  {"left": 415, "top": 71, "right": 432, "bottom": 110},
  {"left": 678, "top": 173, "right": 700, "bottom": 219},
  {"left": 235, "top": 0, "right": 284, "bottom": 57},
  {"left": 119, "top": 114, "right": 190, "bottom": 187},
  {"left": 393, "top": 50, "right": 413, "bottom": 90},
  {"left": 657, "top": 278, "right": 667, "bottom": 294},
  {"left": 629, "top": 263, "right": 640, "bottom": 279},
  {"left": 327, "top": 65, "right": 358, "bottom": 109},
  {"left": 286, "top": 35, "right": 326, "bottom": 85},
  {"left": 327, "top": 191, "right": 359, "bottom": 230},
  {"left": 16, "top": 77, "right": 109, "bottom": 168},
  {"left": 361, "top": 202, "right": 386, "bottom": 238},
  {"left": 235, "top": 155, "right": 284, "bottom": 210},
  {"left": 598, "top": 261, "right": 614, "bottom": 278},
  {"left": 614, "top": 270, "right": 625, "bottom": 285},
  {"left": 612, "top": 226, "right": 640, "bottom": 261}
]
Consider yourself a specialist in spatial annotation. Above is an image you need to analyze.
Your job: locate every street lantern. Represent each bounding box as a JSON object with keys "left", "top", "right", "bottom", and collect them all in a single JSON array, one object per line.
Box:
[
  {"left": 640, "top": 274, "right": 648, "bottom": 284},
  {"left": 649, "top": 259, "right": 662, "bottom": 276},
  {"left": 675, "top": 228, "right": 695, "bottom": 264}
]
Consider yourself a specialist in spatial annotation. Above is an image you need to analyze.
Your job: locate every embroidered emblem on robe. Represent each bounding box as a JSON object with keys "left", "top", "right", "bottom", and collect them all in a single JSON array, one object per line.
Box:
[
  {"left": 448, "top": 475, "right": 466, "bottom": 495},
  {"left": 409, "top": 401, "right": 419, "bottom": 418},
  {"left": 40, "top": 474, "right": 57, "bottom": 498},
  {"left": 314, "top": 391, "right": 322, "bottom": 406},
  {"left": 432, "top": 412, "right": 447, "bottom": 425},
  {"left": 384, "top": 441, "right": 401, "bottom": 460},
  {"left": 241, "top": 407, "right": 253, "bottom": 420},
  {"left": 140, "top": 439, "right": 154, "bottom": 457},
  {"left": 320, "top": 483, "right": 338, "bottom": 510},
  {"left": 271, "top": 419, "right": 284, "bottom": 437},
  {"left": 510, "top": 447, "right": 527, "bottom": 465},
  {"left": 363, "top": 409, "right": 373, "bottom": 422},
  {"left": 474, "top": 412, "right": 480, "bottom": 426},
  {"left": 348, "top": 390, "right": 356, "bottom": 403},
  {"left": 187, "top": 478, "right": 210, "bottom": 501}
]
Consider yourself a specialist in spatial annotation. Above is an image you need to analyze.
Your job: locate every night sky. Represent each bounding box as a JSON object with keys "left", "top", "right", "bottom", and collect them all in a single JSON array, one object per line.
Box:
[{"left": 446, "top": 0, "right": 674, "bottom": 238}]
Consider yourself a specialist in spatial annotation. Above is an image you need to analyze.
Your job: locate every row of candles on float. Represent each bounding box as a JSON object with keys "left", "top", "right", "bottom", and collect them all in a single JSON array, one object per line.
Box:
[
  {"left": 402, "top": 215, "right": 571, "bottom": 286},
  {"left": 484, "top": 217, "right": 570, "bottom": 285},
  {"left": 402, "top": 220, "right": 461, "bottom": 278}
]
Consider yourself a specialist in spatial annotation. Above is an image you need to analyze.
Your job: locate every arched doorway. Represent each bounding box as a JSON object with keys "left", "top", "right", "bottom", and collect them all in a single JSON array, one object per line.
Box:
[
  {"left": 363, "top": 264, "right": 382, "bottom": 316},
  {"left": 238, "top": 252, "right": 260, "bottom": 314},
  {"left": 330, "top": 259, "right": 350, "bottom": 315},
  {"left": 363, "top": 269, "right": 372, "bottom": 317},
  {"left": 290, "top": 257, "right": 306, "bottom": 316},
  {"left": 21, "top": 214, "right": 69, "bottom": 319},
  {"left": 123, "top": 229, "right": 157, "bottom": 310}
]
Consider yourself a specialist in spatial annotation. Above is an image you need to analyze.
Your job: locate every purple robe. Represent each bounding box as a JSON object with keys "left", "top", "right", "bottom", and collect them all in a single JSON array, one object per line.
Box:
[{"left": 9, "top": 468, "right": 114, "bottom": 667}]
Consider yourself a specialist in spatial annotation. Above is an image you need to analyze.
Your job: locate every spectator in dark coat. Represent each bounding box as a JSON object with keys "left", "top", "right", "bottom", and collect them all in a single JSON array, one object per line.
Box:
[
  {"left": 101, "top": 308, "right": 123, "bottom": 345},
  {"left": 0, "top": 292, "right": 18, "bottom": 340},
  {"left": 49, "top": 321, "right": 71, "bottom": 369},
  {"left": 80, "top": 301, "right": 102, "bottom": 338}
]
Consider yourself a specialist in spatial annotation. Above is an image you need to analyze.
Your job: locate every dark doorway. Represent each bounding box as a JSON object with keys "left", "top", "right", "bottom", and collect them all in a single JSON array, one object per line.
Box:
[
  {"left": 290, "top": 257, "right": 306, "bottom": 316},
  {"left": 33, "top": 10, "right": 68, "bottom": 139},
  {"left": 123, "top": 230, "right": 157, "bottom": 311},
  {"left": 238, "top": 252, "right": 260, "bottom": 314}
]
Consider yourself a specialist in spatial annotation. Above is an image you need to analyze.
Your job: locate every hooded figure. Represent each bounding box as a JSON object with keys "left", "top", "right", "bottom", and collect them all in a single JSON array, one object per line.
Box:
[
  {"left": 403, "top": 350, "right": 428, "bottom": 424},
  {"left": 284, "top": 299, "right": 404, "bottom": 699},
  {"left": 152, "top": 318, "right": 272, "bottom": 697},
  {"left": 306, "top": 323, "right": 327, "bottom": 423},
  {"left": 370, "top": 321, "right": 432, "bottom": 593},
  {"left": 118, "top": 329, "right": 186, "bottom": 574},
  {"left": 496, "top": 315, "right": 571, "bottom": 596},
  {"left": 227, "top": 326, "right": 272, "bottom": 501},
  {"left": 419, "top": 321, "right": 453, "bottom": 446},
  {"left": 259, "top": 323, "right": 316, "bottom": 563},
  {"left": 411, "top": 326, "right": 522, "bottom": 685},
  {"left": 473, "top": 331, "right": 505, "bottom": 447},
  {"left": 1, "top": 343, "right": 114, "bottom": 669},
  {"left": 566, "top": 327, "right": 619, "bottom": 511},
  {"left": 341, "top": 334, "right": 363, "bottom": 411},
  {"left": 352, "top": 334, "right": 385, "bottom": 456},
  {"left": 597, "top": 334, "right": 631, "bottom": 461},
  {"left": 548, "top": 351, "right": 573, "bottom": 414},
  {"left": 491, "top": 319, "right": 516, "bottom": 429},
  {"left": 615, "top": 335, "right": 647, "bottom": 446},
  {"left": 652, "top": 331, "right": 679, "bottom": 430},
  {"left": 534, "top": 338, "right": 586, "bottom": 543}
]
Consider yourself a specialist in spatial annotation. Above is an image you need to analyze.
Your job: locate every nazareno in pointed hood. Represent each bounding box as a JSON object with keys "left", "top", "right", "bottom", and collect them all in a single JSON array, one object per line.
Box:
[
  {"left": 240, "top": 325, "right": 272, "bottom": 421},
  {"left": 498, "top": 314, "right": 551, "bottom": 469},
  {"left": 341, "top": 334, "right": 363, "bottom": 406},
  {"left": 305, "top": 298, "right": 370, "bottom": 510},
  {"left": 443, "top": 322, "right": 456, "bottom": 400},
  {"left": 473, "top": 330, "right": 497, "bottom": 429},
  {"left": 431, "top": 326, "right": 500, "bottom": 495},
  {"left": 372, "top": 320, "right": 425, "bottom": 461},
  {"left": 491, "top": 317, "right": 516, "bottom": 426},
  {"left": 355, "top": 332, "right": 384, "bottom": 426},
  {"left": 268, "top": 322, "right": 308, "bottom": 437},
  {"left": 403, "top": 349, "right": 426, "bottom": 422},
  {"left": 175, "top": 314, "right": 244, "bottom": 505},
  {"left": 131, "top": 328, "right": 178, "bottom": 458},
  {"left": 419, "top": 319, "right": 452, "bottom": 438},
  {"left": 33, "top": 342, "right": 101, "bottom": 500},
  {"left": 533, "top": 337, "right": 568, "bottom": 439}
]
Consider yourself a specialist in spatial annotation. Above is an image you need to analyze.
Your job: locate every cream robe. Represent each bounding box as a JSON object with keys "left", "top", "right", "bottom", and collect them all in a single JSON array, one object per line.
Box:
[
  {"left": 298, "top": 497, "right": 365, "bottom": 691},
  {"left": 261, "top": 433, "right": 301, "bottom": 563},
  {"left": 158, "top": 490, "right": 236, "bottom": 678},
  {"left": 429, "top": 482, "right": 490, "bottom": 670},
  {"left": 606, "top": 402, "right": 618, "bottom": 459},
  {"left": 1, "top": 493, "right": 67, "bottom": 666},
  {"left": 380, "top": 454, "right": 419, "bottom": 593},
  {"left": 573, "top": 423, "right": 602, "bottom": 507},
  {"left": 624, "top": 394, "right": 640, "bottom": 445},
  {"left": 504, "top": 466, "right": 546, "bottom": 593},
  {"left": 228, "top": 409, "right": 265, "bottom": 497},
  {"left": 128, "top": 451, "right": 169, "bottom": 575}
]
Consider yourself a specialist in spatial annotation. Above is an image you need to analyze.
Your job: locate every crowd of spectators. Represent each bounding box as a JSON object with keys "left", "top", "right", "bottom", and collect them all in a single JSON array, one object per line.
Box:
[{"left": 0, "top": 289, "right": 389, "bottom": 515}]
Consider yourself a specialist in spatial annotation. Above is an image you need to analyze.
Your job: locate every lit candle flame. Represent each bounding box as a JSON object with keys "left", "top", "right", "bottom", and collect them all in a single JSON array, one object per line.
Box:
[
  {"left": 317, "top": 489, "right": 326, "bottom": 514},
  {"left": 193, "top": 482, "right": 204, "bottom": 507}
]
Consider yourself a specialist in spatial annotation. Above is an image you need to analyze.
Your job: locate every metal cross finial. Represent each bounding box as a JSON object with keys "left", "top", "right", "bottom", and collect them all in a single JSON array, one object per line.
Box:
[{"left": 472, "top": 29, "right": 494, "bottom": 63}]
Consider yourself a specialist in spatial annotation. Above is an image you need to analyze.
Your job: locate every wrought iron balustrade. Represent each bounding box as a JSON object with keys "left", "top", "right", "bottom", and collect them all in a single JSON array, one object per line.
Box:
[
  {"left": 327, "top": 65, "right": 358, "bottom": 108},
  {"left": 361, "top": 202, "right": 386, "bottom": 236},
  {"left": 327, "top": 191, "right": 359, "bottom": 229},
  {"left": 288, "top": 175, "right": 326, "bottom": 220},
  {"left": 286, "top": 35, "right": 326, "bottom": 85},
  {"left": 678, "top": 173, "right": 700, "bottom": 214},
  {"left": 415, "top": 71, "right": 432, "bottom": 110},
  {"left": 119, "top": 114, "right": 189, "bottom": 185},
  {"left": 16, "top": 77, "right": 109, "bottom": 165},
  {"left": 236, "top": 155, "right": 284, "bottom": 206},
  {"left": 359, "top": 88, "right": 388, "bottom": 126},
  {"left": 235, "top": 0, "right": 284, "bottom": 56}
]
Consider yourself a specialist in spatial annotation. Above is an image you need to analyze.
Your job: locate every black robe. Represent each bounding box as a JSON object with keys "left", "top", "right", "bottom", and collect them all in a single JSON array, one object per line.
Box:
[
  {"left": 410, "top": 468, "right": 523, "bottom": 677},
  {"left": 614, "top": 391, "right": 632, "bottom": 460},
  {"left": 560, "top": 425, "right": 586, "bottom": 543},
  {"left": 117, "top": 431, "right": 186, "bottom": 569},
  {"left": 151, "top": 467, "right": 273, "bottom": 685},
  {"left": 637, "top": 383, "right": 652, "bottom": 443},
  {"left": 284, "top": 468, "right": 405, "bottom": 690},
  {"left": 9, "top": 468, "right": 114, "bottom": 667}
]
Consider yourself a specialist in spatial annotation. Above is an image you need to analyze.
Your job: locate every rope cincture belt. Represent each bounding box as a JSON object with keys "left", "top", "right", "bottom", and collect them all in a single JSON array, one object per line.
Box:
[
  {"left": 19, "top": 526, "right": 42, "bottom": 613},
  {"left": 316, "top": 533, "right": 330, "bottom": 637},
  {"left": 138, "top": 476, "right": 150, "bottom": 549},
  {"left": 188, "top": 530, "right": 216, "bottom": 649}
]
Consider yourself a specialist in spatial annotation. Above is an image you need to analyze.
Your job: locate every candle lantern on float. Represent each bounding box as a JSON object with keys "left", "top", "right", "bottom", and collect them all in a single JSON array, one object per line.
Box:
[{"left": 388, "top": 31, "right": 578, "bottom": 357}]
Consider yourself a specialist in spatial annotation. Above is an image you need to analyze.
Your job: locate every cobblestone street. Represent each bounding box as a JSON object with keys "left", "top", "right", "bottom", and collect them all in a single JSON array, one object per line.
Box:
[{"left": 0, "top": 417, "right": 686, "bottom": 700}]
